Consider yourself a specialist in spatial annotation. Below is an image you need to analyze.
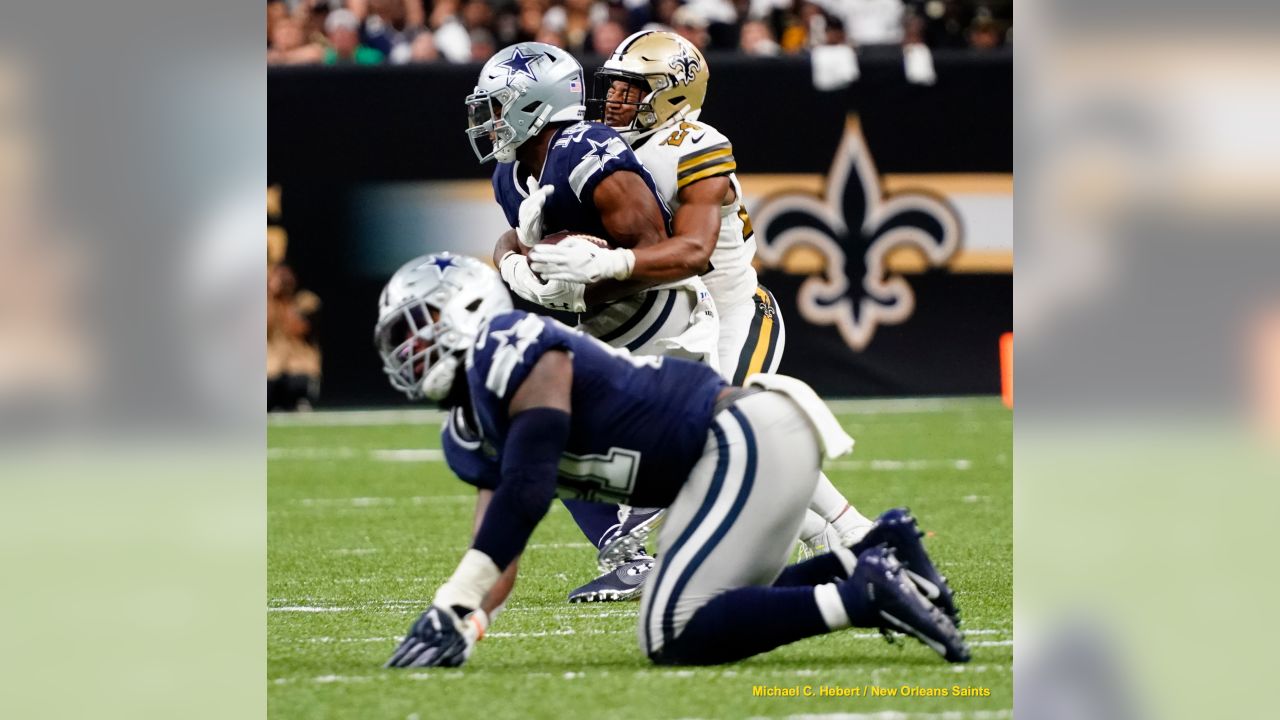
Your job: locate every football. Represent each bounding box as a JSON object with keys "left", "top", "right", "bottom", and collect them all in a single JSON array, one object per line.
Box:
[{"left": 539, "top": 230, "right": 611, "bottom": 249}]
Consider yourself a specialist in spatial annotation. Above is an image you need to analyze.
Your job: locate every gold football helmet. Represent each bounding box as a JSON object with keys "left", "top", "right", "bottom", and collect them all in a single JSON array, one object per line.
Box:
[{"left": 588, "top": 30, "right": 709, "bottom": 141}]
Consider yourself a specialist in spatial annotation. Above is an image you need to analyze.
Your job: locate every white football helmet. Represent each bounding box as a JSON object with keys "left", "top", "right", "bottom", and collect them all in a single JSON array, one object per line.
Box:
[
  {"left": 466, "top": 42, "right": 586, "bottom": 164},
  {"left": 374, "top": 253, "right": 512, "bottom": 401}
]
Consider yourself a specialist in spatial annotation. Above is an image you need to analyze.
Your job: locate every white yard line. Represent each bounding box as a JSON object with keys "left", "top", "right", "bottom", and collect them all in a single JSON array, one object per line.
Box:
[
  {"left": 742, "top": 707, "right": 1008, "bottom": 712},
  {"left": 268, "top": 447, "right": 444, "bottom": 462},
  {"left": 826, "top": 459, "right": 972, "bottom": 471},
  {"left": 269, "top": 409, "right": 446, "bottom": 427},
  {"left": 286, "top": 495, "right": 474, "bottom": 507},
  {"left": 272, "top": 669, "right": 1012, "bottom": 688},
  {"left": 822, "top": 397, "right": 998, "bottom": 415},
  {"left": 270, "top": 449, "right": 975, "bottom": 474}
]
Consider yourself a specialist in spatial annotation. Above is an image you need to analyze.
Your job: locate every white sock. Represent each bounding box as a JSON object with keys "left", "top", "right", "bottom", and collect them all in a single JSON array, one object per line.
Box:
[
  {"left": 799, "top": 509, "right": 828, "bottom": 540},
  {"left": 810, "top": 472, "right": 873, "bottom": 538},
  {"left": 814, "top": 583, "right": 851, "bottom": 630}
]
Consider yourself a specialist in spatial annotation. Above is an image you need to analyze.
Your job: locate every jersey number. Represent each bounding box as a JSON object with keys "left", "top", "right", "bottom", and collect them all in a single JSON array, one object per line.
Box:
[
  {"left": 556, "top": 447, "right": 640, "bottom": 503},
  {"left": 661, "top": 121, "right": 701, "bottom": 147}
]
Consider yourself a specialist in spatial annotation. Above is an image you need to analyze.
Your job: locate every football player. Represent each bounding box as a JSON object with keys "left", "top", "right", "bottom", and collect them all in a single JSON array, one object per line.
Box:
[
  {"left": 376, "top": 254, "right": 967, "bottom": 668},
  {"left": 468, "top": 42, "right": 723, "bottom": 603},
  {"left": 527, "top": 31, "right": 875, "bottom": 560}
]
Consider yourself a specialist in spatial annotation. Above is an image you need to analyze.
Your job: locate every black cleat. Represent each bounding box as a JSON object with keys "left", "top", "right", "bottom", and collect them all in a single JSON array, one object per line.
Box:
[
  {"left": 568, "top": 556, "right": 654, "bottom": 602},
  {"left": 842, "top": 546, "right": 970, "bottom": 663},
  {"left": 851, "top": 507, "right": 959, "bottom": 623},
  {"left": 597, "top": 508, "right": 665, "bottom": 572}
]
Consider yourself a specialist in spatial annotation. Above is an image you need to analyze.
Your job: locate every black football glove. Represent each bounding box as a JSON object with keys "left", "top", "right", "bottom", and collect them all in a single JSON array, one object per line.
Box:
[{"left": 384, "top": 605, "right": 475, "bottom": 669}]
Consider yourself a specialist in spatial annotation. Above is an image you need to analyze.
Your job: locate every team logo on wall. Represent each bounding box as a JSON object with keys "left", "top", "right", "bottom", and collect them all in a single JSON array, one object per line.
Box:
[{"left": 753, "top": 119, "right": 962, "bottom": 351}]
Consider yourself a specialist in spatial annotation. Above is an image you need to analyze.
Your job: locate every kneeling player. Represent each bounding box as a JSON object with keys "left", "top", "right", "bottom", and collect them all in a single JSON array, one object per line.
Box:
[{"left": 375, "top": 254, "right": 968, "bottom": 667}]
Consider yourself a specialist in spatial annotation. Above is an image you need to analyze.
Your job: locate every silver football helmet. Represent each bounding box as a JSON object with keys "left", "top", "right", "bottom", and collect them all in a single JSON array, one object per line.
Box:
[
  {"left": 374, "top": 253, "right": 512, "bottom": 401},
  {"left": 466, "top": 42, "right": 586, "bottom": 164}
]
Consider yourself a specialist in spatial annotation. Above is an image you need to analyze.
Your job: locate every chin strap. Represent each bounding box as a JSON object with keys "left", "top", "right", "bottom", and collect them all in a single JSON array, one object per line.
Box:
[
  {"left": 526, "top": 103, "right": 554, "bottom": 140},
  {"left": 623, "top": 104, "right": 696, "bottom": 145}
]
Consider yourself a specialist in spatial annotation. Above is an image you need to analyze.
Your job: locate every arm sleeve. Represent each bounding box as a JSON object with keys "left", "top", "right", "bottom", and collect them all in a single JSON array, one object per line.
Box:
[{"left": 471, "top": 407, "right": 570, "bottom": 569}]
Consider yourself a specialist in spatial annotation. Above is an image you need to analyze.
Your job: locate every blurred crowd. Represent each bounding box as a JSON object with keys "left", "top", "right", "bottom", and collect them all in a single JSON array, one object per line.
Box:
[
  {"left": 267, "top": 188, "right": 322, "bottom": 412},
  {"left": 267, "top": 0, "right": 1011, "bottom": 65}
]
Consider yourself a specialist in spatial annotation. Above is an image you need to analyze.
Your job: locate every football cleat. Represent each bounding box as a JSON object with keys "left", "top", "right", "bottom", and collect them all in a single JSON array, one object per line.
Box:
[
  {"left": 797, "top": 522, "right": 843, "bottom": 561},
  {"left": 850, "top": 507, "right": 958, "bottom": 623},
  {"left": 842, "top": 546, "right": 969, "bottom": 663},
  {"left": 597, "top": 507, "right": 665, "bottom": 572},
  {"left": 568, "top": 555, "right": 654, "bottom": 603}
]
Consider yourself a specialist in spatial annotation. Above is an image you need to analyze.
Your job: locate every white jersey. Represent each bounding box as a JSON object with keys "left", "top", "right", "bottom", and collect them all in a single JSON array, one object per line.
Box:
[{"left": 632, "top": 119, "right": 759, "bottom": 312}]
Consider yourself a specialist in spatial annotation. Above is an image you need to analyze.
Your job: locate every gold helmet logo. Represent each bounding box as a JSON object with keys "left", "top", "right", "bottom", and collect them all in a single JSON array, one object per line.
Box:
[{"left": 667, "top": 45, "right": 702, "bottom": 87}]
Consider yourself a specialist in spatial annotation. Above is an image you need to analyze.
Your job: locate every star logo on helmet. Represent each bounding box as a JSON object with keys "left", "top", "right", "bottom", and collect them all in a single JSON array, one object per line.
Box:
[
  {"left": 497, "top": 48, "right": 541, "bottom": 83},
  {"left": 429, "top": 256, "right": 457, "bottom": 273}
]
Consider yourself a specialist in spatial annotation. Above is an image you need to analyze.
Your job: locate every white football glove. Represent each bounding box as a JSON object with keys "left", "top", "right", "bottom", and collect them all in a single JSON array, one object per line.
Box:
[
  {"left": 517, "top": 176, "right": 554, "bottom": 248},
  {"left": 528, "top": 237, "right": 636, "bottom": 284},
  {"left": 499, "top": 250, "right": 586, "bottom": 313}
]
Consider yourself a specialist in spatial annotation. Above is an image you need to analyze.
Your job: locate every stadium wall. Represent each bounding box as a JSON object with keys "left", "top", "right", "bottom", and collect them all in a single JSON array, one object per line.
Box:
[{"left": 268, "top": 49, "right": 1012, "bottom": 406}]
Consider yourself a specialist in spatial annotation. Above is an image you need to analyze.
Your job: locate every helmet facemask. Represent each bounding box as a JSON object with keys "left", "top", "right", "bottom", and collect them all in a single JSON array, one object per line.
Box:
[
  {"left": 587, "top": 69, "right": 686, "bottom": 142},
  {"left": 466, "top": 85, "right": 528, "bottom": 164},
  {"left": 375, "top": 297, "right": 457, "bottom": 401}
]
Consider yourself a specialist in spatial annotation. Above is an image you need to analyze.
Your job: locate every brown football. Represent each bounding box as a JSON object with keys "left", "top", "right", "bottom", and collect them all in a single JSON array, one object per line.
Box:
[{"left": 539, "top": 230, "right": 611, "bottom": 249}]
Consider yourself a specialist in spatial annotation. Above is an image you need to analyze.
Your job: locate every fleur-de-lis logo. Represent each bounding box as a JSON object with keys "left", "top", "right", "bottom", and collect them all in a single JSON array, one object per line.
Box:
[
  {"left": 753, "top": 119, "right": 962, "bottom": 351},
  {"left": 667, "top": 46, "right": 701, "bottom": 87}
]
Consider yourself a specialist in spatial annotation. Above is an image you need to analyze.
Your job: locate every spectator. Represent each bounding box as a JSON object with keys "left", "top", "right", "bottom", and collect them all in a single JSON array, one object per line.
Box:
[
  {"left": 267, "top": 264, "right": 322, "bottom": 411},
  {"left": 434, "top": 14, "right": 474, "bottom": 61},
  {"left": 544, "top": 0, "right": 597, "bottom": 55},
  {"left": 843, "top": 0, "right": 904, "bottom": 46},
  {"left": 267, "top": 0, "right": 289, "bottom": 46},
  {"left": 740, "top": 19, "right": 781, "bottom": 55},
  {"left": 535, "top": 26, "right": 569, "bottom": 48},
  {"left": 268, "top": 18, "right": 327, "bottom": 64},
  {"left": 324, "top": 9, "right": 386, "bottom": 64},
  {"left": 470, "top": 28, "right": 498, "bottom": 61},
  {"left": 406, "top": 31, "right": 442, "bottom": 62},
  {"left": 492, "top": 10, "right": 522, "bottom": 45},
  {"left": 517, "top": 0, "right": 546, "bottom": 43},
  {"left": 778, "top": 1, "right": 823, "bottom": 53},
  {"left": 827, "top": 13, "right": 848, "bottom": 45},
  {"left": 672, "top": 6, "right": 711, "bottom": 50},
  {"left": 915, "top": 0, "right": 971, "bottom": 49},
  {"left": 461, "top": 0, "right": 495, "bottom": 32},
  {"left": 651, "top": 0, "right": 682, "bottom": 28},
  {"left": 590, "top": 20, "right": 628, "bottom": 57},
  {"left": 967, "top": 13, "right": 1002, "bottom": 49}
]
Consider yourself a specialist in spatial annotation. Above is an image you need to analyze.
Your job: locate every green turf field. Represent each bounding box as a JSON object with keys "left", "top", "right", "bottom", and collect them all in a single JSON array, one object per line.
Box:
[{"left": 268, "top": 397, "right": 1012, "bottom": 719}]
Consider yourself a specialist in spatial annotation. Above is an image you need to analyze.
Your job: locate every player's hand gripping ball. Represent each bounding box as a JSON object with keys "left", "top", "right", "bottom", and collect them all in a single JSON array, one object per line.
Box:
[{"left": 530, "top": 232, "right": 635, "bottom": 283}]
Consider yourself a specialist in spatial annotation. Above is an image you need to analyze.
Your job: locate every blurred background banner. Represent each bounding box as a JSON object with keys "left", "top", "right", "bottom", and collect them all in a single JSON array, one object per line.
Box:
[{"left": 269, "top": 50, "right": 1011, "bottom": 405}]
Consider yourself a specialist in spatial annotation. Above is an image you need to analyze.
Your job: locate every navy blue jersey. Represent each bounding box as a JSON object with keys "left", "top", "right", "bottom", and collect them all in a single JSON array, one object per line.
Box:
[
  {"left": 492, "top": 121, "right": 672, "bottom": 243},
  {"left": 441, "top": 406, "right": 499, "bottom": 490},
  {"left": 458, "top": 310, "right": 725, "bottom": 507}
]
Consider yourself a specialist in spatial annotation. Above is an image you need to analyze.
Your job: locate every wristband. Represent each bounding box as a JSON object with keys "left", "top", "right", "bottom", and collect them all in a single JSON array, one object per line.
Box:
[{"left": 433, "top": 548, "right": 503, "bottom": 611}]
